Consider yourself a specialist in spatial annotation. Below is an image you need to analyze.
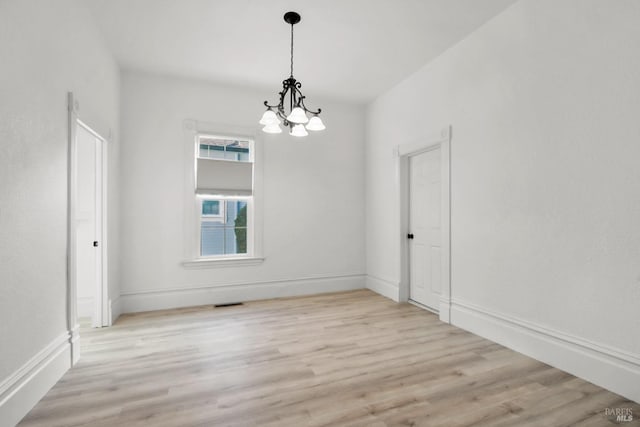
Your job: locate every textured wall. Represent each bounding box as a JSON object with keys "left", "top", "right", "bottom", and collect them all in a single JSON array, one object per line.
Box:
[
  {"left": 0, "top": 0, "right": 120, "bottom": 381},
  {"left": 119, "top": 70, "right": 365, "bottom": 302},
  {"left": 366, "top": 0, "right": 640, "bottom": 357}
]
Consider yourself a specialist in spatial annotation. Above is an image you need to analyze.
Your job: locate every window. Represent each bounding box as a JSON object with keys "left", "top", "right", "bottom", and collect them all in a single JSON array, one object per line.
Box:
[
  {"left": 195, "top": 135, "right": 253, "bottom": 259},
  {"left": 182, "top": 121, "right": 263, "bottom": 269}
]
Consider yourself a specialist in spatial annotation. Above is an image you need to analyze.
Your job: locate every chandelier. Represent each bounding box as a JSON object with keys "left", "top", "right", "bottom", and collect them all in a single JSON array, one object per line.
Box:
[{"left": 259, "top": 11, "right": 325, "bottom": 137}]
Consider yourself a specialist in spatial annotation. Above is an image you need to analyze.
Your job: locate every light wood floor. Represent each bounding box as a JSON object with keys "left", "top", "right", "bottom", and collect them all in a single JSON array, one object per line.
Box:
[{"left": 19, "top": 290, "right": 639, "bottom": 427}]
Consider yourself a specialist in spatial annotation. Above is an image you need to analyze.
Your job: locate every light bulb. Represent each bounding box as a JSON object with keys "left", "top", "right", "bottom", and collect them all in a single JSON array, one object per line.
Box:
[
  {"left": 262, "top": 123, "right": 282, "bottom": 134},
  {"left": 290, "top": 124, "right": 308, "bottom": 137},
  {"left": 305, "top": 116, "right": 325, "bottom": 131},
  {"left": 286, "top": 107, "right": 309, "bottom": 124},
  {"left": 259, "top": 110, "right": 280, "bottom": 125}
]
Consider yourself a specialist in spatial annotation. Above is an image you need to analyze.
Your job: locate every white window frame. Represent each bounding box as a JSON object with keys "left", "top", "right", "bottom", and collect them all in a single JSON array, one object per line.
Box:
[{"left": 182, "top": 120, "right": 264, "bottom": 268}]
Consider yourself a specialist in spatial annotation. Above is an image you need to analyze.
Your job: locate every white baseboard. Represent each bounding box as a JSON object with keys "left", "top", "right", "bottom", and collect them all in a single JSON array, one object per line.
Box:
[
  {"left": 451, "top": 299, "right": 640, "bottom": 403},
  {"left": 365, "top": 275, "right": 399, "bottom": 302},
  {"left": 110, "top": 296, "right": 122, "bottom": 325},
  {"left": 439, "top": 296, "right": 451, "bottom": 323},
  {"left": 0, "top": 332, "right": 71, "bottom": 427},
  {"left": 69, "top": 324, "right": 80, "bottom": 366},
  {"left": 76, "top": 296, "right": 93, "bottom": 318},
  {"left": 120, "top": 274, "right": 366, "bottom": 314}
]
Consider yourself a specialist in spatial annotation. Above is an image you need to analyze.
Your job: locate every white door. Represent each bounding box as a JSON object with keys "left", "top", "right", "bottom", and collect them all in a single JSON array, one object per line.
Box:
[
  {"left": 75, "top": 124, "right": 103, "bottom": 327},
  {"left": 408, "top": 147, "right": 442, "bottom": 311}
]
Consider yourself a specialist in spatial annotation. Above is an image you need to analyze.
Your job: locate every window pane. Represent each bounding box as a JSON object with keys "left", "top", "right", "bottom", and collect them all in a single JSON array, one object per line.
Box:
[
  {"left": 198, "top": 137, "right": 251, "bottom": 162},
  {"left": 208, "top": 149, "right": 226, "bottom": 160},
  {"left": 223, "top": 151, "right": 237, "bottom": 161},
  {"left": 226, "top": 227, "right": 247, "bottom": 254},
  {"left": 225, "top": 200, "right": 247, "bottom": 226},
  {"left": 201, "top": 224, "right": 225, "bottom": 256},
  {"left": 200, "top": 199, "right": 249, "bottom": 256}
]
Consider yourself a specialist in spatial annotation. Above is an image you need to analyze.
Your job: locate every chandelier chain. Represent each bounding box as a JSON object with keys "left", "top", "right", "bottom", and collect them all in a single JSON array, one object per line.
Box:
[{"left": 289, "top": 23, "right": 294, "bottom": 77}]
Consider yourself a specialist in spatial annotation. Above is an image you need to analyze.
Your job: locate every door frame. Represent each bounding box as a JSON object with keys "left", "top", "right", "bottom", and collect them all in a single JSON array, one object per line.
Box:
[
  {"left": 67, "top": 93, "right": 110, "bottom": 364},
  {"left": 395, "top": 126, "right": 451, "bottom": 323}
]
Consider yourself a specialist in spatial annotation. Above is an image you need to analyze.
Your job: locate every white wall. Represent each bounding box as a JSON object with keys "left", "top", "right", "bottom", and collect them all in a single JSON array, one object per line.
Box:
[
  {"left": 119, "top": 70, "right": 365, "bottom": 312},
  {"left": 0, "top": 0, "right": 120, "bottom": 424},
  {"left": 366, "top": 0, "right": 640, "bottom": 401}
]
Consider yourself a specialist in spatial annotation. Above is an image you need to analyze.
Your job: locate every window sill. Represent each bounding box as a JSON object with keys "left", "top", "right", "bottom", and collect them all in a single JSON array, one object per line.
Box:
[{"left": 181, "top": 257, "right": 264, "bottom": 269}]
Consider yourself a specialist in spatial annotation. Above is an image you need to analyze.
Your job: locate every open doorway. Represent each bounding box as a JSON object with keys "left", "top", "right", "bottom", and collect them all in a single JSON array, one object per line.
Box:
[{"left": 67, "top": 92, "right": 109, "bottom": 364}]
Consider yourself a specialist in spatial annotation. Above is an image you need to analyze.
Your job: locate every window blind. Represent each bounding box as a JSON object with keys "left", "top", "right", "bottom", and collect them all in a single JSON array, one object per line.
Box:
[{"left": 195, "top": 158, "right": 253, "bottom": 196}]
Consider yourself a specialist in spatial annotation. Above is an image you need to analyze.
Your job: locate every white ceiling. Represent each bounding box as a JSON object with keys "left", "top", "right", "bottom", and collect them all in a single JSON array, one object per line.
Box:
[{"left": 86, "top": 0, "right": 517, "bottom": 103}]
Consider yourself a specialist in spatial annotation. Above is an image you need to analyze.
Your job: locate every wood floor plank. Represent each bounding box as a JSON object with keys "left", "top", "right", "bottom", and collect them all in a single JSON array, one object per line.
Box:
[{"left": 18, "top": 290, "right": 640, "bottom": 427}]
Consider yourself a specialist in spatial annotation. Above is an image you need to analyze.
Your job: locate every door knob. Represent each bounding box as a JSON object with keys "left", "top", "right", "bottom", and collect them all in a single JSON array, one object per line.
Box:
[
  {"left": 93, "top": 241, "right": 99, "bottom": 247},
  {"left": 407, "top": 233, "right": 414, "bottom": 239}
]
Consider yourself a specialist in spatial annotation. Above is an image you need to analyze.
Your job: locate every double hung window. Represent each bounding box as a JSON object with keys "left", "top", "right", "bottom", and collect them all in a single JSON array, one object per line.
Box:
[{"left": 195, "top": 136, "right": 253, "bottom": 258}]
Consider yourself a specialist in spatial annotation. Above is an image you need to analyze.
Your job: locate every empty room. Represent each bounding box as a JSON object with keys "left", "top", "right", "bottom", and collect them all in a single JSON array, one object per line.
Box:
[{"left": 1, "top": 0, "right": 639, "bottom": 426}]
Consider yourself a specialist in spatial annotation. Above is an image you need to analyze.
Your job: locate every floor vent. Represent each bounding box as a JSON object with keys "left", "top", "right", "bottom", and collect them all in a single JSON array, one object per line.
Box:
[{"left": 214, "top": 302, "right": 244, "bottom": 308}]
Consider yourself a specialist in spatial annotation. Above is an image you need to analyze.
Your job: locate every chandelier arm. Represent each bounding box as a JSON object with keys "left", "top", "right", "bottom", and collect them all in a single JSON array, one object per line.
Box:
[
  {"left": 263, "top": 100, "right": 278, "bottom": 109},
  {"left": 293, "top": 87, "right": 322, "bottom": 116},
  {"left": 279, "top": 86, "right": 292, "bottom": 125}
]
